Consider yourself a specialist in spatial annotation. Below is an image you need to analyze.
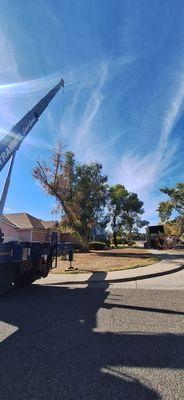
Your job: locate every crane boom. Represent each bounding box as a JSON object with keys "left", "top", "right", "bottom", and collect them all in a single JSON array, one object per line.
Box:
[
  {"left": 0, "top": 78, "right": 64, "bottom": 172},
  {"left": 0, "top": 77, "right": 74, "bottom": 295}
]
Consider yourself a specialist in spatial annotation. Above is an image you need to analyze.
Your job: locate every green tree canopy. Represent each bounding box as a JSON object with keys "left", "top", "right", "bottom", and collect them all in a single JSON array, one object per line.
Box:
[
  {"left": 158, "top": 183, "right": 184, "bottom": 235},
  {"left": 164, "top": 220, "right": 182, "bottom": 238},
  {"left": 122, "top": 193, "right": 149, "bottom": 238},
  {"left": 108, "top": 185, "right": 148, "bottom": 245},
  {"left": 157, "top": 201, "right": 173, "bottom": 222},
  {"left": 158, "top": 183, "right": 184, "bottom": 217},
  {"left": 33, "top": 146, "right": 108, "bottom": 249},
  {"left": 108, "top": 184, "right": 129, "bottom": 245}
]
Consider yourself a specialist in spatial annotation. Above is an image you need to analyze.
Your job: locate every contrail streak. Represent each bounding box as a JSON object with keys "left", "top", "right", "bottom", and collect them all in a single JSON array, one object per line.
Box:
[{"left": 0, "top": 71, "right": 62, "bottom": 97}]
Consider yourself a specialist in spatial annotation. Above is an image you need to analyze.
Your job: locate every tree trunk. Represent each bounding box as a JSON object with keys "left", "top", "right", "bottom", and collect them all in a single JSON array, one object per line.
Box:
[
  {"left": 80, "top": 233, "right": 90, "bottom": 252},
  {"left": 113, "top": 231, "right": 118, "bottom": 247},
  {"left": 128, "top": 228, "right": 132, "bottom": 241}
]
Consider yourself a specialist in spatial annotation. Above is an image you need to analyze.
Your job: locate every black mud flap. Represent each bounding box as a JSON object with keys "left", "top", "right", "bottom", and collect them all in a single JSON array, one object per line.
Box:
[
  {"left": 0, "top": 263, "right": 13, "bottom": 295},
  {"left": 13, "top": 274, "right": 36, "bottom": 288}
]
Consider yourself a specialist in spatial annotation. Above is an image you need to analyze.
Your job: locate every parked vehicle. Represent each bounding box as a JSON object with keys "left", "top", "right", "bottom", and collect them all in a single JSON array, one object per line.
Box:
[
  {"left": 0, "top": 79, "right": 73, "bottom": 294},
  {"left": 144, "top": 225, "right": 172, "bottom": 250}
]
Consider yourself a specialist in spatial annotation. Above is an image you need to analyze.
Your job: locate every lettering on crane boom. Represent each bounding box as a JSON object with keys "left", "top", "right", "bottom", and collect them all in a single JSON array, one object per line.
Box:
[
  {"left": 0, "top": 115, "right": 37, "bottom": 168},
  {"left": 0, "top": 78, "right": 63, "bottom": 172}
]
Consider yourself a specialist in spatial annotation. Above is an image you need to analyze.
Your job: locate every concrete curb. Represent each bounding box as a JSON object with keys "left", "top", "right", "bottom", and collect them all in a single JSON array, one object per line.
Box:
[{"left": 41, "top": 261, "right": 184, "bottom": 286}]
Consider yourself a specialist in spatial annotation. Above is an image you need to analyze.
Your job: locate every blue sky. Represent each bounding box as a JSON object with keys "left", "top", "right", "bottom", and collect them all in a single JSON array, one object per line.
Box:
[{"left": 0, "top": 0, "right": 184, "bottom": 226}]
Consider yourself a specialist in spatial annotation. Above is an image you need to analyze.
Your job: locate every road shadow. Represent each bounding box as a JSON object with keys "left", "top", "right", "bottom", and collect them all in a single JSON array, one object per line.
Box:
[
  {"left": 152, "top": 252, "right": 184, "bottom": 261},
  {"left": 0, "top": 276, "right": 183, "bottom": 399}
]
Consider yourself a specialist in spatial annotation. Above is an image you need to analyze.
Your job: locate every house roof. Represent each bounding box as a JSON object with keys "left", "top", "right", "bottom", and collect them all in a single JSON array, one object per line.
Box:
[
  {"left": 41, "top": 220, "right": 58, "bottom": 229},
  {"left": 1, "top": 215, "right": 18, "bottom": 228},
  {"left": 4, "top": 213, "right": 46, "bottom": 230}
]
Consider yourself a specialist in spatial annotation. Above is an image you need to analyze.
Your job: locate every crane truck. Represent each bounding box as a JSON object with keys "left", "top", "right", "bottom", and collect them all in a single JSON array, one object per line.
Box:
[
  {"left": 0, "top": 78, "right": 73, "bottom": 294},
  {"left": 144, "top": 224, "right": 172, "bottom": 249}
]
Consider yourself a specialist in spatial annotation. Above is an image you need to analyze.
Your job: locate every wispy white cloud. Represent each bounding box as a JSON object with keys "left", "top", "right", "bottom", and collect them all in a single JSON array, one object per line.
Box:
[
  {"left": 112, "top": 72, "right": 184, "bottom": 222},
  {"left": 57, "top": 55, "right": 136, "bottom": 164},
  {"left": 25, "top": 136, "right": 53, "bottom": 152},
  {"left": 114, "top": 142, "right": 178, "bottom": 195},
  {"left": 159, "top": 73, "right": 184, "bottom": 151},
  {"left": 57, "top": 61, "right": 109, "bottom": 161},
  {"left": 0, "top": 32, "right": 19, "bottom": 82},
  {"left": 0, "top": 71, "right": 61, "bottom": 97},
  {"left": 45, "top": 110, "right": 61, "bottom": 142},
  {"left": 74, "top": 62, "right": 108, "bottom": 145},
  {"left": 0, "top": 31, "right": 20, "bottom": 132}
]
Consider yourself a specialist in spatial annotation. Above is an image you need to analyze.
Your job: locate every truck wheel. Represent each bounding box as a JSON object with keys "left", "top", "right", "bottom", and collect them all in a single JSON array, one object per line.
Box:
[
  {"left": 13, "top": 275, "right": 35, "bottom": 288},
  {"left": 0, "top": 278, "right": 12, "bottom": 295},
  {"left": 0, "top": 264, "right": 13, "bottom": 295}
]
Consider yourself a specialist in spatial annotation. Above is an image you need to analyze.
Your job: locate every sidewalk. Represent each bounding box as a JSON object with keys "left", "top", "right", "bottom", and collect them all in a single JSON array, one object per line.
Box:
[{"left": 37, "top": 250, "right": 184, "bottom": 288}]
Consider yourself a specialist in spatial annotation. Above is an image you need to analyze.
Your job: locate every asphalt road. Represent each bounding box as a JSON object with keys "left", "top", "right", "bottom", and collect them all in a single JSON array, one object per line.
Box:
[{"left": 0, "top": 283, "right": 183, "bottom": 400}]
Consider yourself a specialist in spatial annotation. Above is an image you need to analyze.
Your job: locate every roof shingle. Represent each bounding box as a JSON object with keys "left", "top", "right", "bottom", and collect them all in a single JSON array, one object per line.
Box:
[
  {"left": 41, "top": 220, "right": 58, "bottom": 229},
  {"left": 5, "top": 213, "right": 46, "bottom": 230}
]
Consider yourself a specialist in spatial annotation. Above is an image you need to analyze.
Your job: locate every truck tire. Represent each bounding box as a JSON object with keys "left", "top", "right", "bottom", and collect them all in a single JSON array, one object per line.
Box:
[
  {"left": 0, "top": 264, "right": 13, "bottom": 295},
  {"left": 13, "top": 274, "right": 35, "bottom": 288}
]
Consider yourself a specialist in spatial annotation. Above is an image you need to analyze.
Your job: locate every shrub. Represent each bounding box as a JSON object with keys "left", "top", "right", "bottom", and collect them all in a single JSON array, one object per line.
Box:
[
  {"left": 127, "top": 241, "right": 136, "bottom": 247},
  {"left": 122, "top": 238, "right": 129, "bottom": 245},
  {"left": 116, "top": 237, "right": 123, "bottom": 244},
  {"left": 89, "top": 241, "right": 107, "bottom": 250},
  {"left": 72, "top": 243, "right": 84, "bottom": 252}
]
